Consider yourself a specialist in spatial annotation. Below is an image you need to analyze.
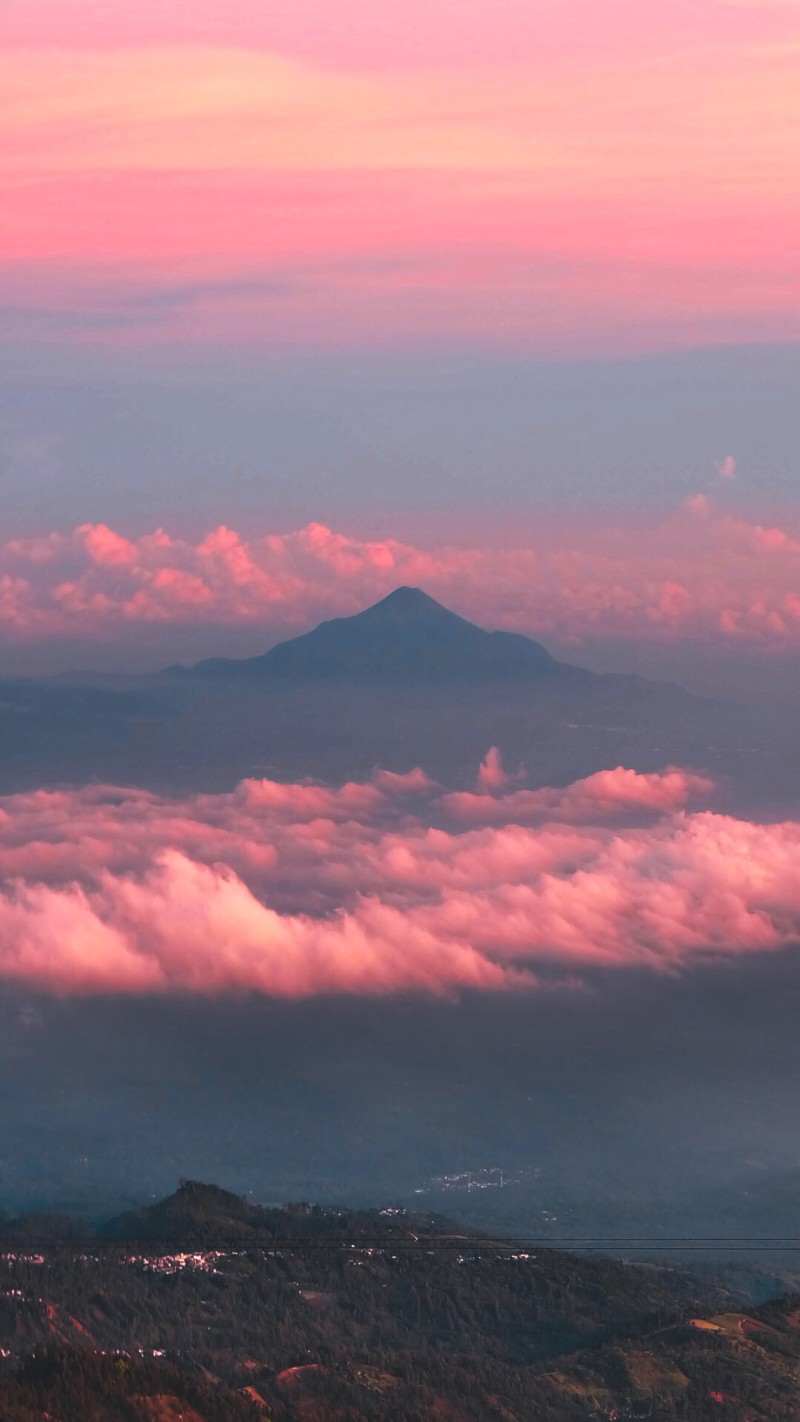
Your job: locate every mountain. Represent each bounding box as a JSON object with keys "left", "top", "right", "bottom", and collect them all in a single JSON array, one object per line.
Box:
[
  {"left": 1, "top": 584, "right": 727, "bottom": 797},
  {"left": 172, "top": 586, "right": 572, "bottom": 682},
  {"left": 99, "top": 1178, "right": 453, "bottom": 1246},
  {"left": 3, "top": 1182, "right": 800, "bottom": 1421},
  {"left": 8, "top": 588, "right": 778, "bottom": 801}
]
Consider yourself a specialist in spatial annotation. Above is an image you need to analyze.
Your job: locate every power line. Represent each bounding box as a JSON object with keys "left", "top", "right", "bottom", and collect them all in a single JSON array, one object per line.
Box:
[{"left": 4, "top": 1235, "right": 800, "bottom": 1252}]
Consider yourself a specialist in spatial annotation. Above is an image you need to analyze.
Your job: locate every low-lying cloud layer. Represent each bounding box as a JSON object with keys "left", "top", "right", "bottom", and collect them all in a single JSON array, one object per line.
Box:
[
  {"left": 3, "top": 496, "right": 800, "bottom": 657},
  {"left": 1, "top": 756, "right": 799, "bottom": 997}
]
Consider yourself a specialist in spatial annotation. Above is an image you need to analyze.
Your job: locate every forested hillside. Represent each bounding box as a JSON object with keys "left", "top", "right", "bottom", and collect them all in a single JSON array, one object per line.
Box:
[{"left": 0, "top": 1182, "right": 798, "bottom": 1420}]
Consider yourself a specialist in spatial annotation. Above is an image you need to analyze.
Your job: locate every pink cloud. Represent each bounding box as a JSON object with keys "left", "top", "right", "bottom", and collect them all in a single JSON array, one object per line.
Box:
[
  {"left": 443, "top": 766, "right": 715, "bottom": 826},
  {"left": 0, "top": 758, "right": 797, "bottom": 998},
  {"left": 476, "top": 747, "right": 513, "bottom": 794},
  {"left": 1, "top": 501, "right": 800, "bottom": 656},
  {"left": 76, "top": 523, "right": 139, "bottom": 570}
]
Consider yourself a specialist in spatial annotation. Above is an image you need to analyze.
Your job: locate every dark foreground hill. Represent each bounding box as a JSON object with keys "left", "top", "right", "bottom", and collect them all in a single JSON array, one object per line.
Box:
[
  {"left": 1, "top": 1182, "right": 800, "bottom": 1420},
  {"left": 98, "top": 1177, "right": 458, "bottom": 1246}
]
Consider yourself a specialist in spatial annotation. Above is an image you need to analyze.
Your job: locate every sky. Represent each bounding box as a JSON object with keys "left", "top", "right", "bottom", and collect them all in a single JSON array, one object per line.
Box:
[
  {"left": 3, "top": 0, "right": 800, "bottom": 356},
  {"left": 0, "top": 0, "right": 798, "bottom": 676},
  {"left": 2, "top": 0, "right": 800, "bottom": 1216}
]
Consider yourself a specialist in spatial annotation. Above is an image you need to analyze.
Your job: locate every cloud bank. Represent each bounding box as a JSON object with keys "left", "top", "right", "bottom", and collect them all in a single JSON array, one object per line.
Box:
[
  {"left": 1, "top": 757, "right": 799, "bottom": 997},
  {"left": 3, "top": 499, "right": 800, "bottom": 656}
]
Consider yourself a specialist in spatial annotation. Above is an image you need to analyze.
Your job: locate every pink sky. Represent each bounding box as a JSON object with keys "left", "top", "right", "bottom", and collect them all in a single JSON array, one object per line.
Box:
[{"left": 2, "top": 0, "right": 799, "bottom": 352}]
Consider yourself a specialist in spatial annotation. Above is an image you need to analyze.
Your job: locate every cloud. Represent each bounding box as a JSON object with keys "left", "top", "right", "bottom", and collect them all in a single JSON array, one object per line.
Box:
[
  {"left": 476, "top": 746, "right": 514, "bottom": 793},
  {"left": 442, "top": 765, "right": 714, "bottom": 825},
  {"left": 0, "top": 760, "right": 797, "bottom": 998},
  {"left": 2, "top": 503, "right": 800, "bottom": 656}
]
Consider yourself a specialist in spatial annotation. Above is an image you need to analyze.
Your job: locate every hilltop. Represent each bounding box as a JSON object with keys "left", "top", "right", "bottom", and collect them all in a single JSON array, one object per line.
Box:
[{"left": 99, "top": 1178, "right": 456, "bottom": 1246}]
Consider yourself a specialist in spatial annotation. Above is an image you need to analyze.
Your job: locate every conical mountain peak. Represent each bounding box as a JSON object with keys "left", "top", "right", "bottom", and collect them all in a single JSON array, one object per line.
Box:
[
  {"left": 182, "top": 585, "right": 561, "bottom": 682},
  {"left": 357, "top": 586, "right": 463, "bottom": 624}
]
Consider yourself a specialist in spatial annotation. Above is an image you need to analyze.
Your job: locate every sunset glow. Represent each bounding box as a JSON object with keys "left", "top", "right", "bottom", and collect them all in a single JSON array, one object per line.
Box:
[
  {"left": 2, "top": 758, "right": 796, "bottom": 998},
  {"left": 1, "top": 494, "right": 800, "bottom": 657},
  {"left": 3, "top": 0, "right": 800, "bottom": 1311},
  {"left": 3, "top": 0, "right": 800, "bottom": 353}
]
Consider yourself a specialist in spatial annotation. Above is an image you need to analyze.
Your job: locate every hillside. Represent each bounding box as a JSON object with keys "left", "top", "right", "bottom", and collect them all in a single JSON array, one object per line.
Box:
[{"left": 1, "top": 1183, "right": 799, "bottom": 1419}]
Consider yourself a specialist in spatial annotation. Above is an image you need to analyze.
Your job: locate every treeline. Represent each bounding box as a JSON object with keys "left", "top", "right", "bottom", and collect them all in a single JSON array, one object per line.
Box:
[
  {"left": 1, "top": 1331, "right": 799, "bottom": 1422},
  {"left": 0, "top": 1348, "right": 257, "bottom": 1422}
]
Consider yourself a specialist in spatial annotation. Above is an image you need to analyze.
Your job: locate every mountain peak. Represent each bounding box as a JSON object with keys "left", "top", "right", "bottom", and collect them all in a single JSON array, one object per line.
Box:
[
  {"left": 180, "top": 586, "right": 561, "bottom": 681},
  {"left": 357, "top": 586, "right": 461, "bottom": 624}
]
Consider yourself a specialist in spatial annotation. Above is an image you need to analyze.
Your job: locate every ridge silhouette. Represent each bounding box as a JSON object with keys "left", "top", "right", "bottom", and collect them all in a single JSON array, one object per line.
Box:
[{"left": 177, "top": 586, "right": 562, "bottom": 682}]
